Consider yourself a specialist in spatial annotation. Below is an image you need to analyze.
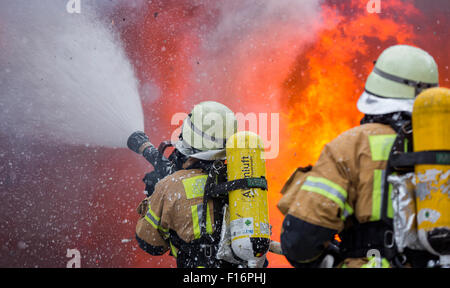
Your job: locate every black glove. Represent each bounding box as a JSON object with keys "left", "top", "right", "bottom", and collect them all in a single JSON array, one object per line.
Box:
[
  {"left": 127, "top": 131, "right": 151, "bottom": 154},
  {"left": 142, "top": 171, "right": 164, "bottom": 197}
]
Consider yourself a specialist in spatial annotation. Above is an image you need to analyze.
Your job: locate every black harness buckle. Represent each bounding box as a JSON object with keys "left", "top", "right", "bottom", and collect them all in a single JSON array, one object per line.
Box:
[
  {"left": 200, "top": 244, "right": 214, "bottom": 258},
  {"left": 384, "top": 230, "right": 395, "bottom": 249}
]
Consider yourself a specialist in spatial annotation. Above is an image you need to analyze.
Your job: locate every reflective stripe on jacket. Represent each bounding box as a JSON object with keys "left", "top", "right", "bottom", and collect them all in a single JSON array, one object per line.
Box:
[
  {"left": 278, "top": 123, "right": 396, "bottom": 231},
  {"left": 340, "top": 257, "right": 391, "bottom": 268},
  {"left": 136, "top": 169, "right": 215, "bottom": 257}
]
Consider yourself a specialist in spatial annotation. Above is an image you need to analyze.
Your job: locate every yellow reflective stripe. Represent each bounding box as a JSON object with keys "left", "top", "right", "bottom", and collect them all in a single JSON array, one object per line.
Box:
[
  {"left": 183, "top": 175, "right": 208, "bottom": 199},
  {"left": 144, "top": 205, "right": 160, "bottom": 230},
  {"left": 191, "top": 205, "right": 201, "bottom": 239},
  {"left": 368, "top": 134, "right": 396, "bottom": 221},
  {"left": 371, "top": 169, "right": 383, "bottom": 221},
  {"left": 345, "top": 203, "right": 354, "bottom": 214},
  {"left": 302, "top": 176, "right": 347, "bottom": 209},
  {"left": 148, "top": 204, "right": 160, "bottom": 221},
  {"left": 159, "top": 225, "right": 169, "bottom": 233},
  {"left": 191, "top": 203, "right": 213, "bottom": 239},
  {"left": 368, "top": 135, "right": 396, "bottom": 161},
  {"left": 206, "top": 203, "right": 213, "bottom": 235},
  {"left": 306, "top": 176, "right": 348, "bottom": 198},
  {"left": 361, "top": 257, "right": 390, "bottom": 268},
  {"left": 144, "top": 214, "right": 159, "bottom": 230},
  {"left": 302, "top": 185, "right": 345, "bottom": 209},
  {"left": 381, "top": 258, "right": 390, "bottom": 268},
  {"left": 144, "top": 204, "right": 169, "bottom": 235},
  {"left": 341, "top": 202, "right": 354, "bottom": 220},
  {"left": 169, "top": 241, "right": 178, "bottom": 258},
  {"left": 371, "top": 170, "right": 393, "bottom": 221}
]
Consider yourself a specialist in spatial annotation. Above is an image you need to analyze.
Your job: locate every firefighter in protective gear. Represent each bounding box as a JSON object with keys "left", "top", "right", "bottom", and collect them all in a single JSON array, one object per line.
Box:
[
  {"left": 134, "top": 101, "right": 239, "bottom": 268},
  {"left": 128, "top": 100, "right": 239, "bottom": 196},
  {"left": 278, "top": 44, "right": 440, "bottom": 268}
]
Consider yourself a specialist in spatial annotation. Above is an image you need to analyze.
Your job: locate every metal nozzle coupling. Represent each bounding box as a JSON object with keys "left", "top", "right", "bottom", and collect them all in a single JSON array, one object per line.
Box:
[{"left": 127, "top": 131, "right": 151, "bottom": 154}]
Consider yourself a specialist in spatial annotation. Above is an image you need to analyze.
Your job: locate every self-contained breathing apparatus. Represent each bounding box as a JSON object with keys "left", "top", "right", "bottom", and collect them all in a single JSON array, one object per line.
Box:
[
  {"left": 338, "top": 88, "right": 450, "bottom": 268},
  {"left": 128, "top": 130, "right": 273, "bottom": 268}
]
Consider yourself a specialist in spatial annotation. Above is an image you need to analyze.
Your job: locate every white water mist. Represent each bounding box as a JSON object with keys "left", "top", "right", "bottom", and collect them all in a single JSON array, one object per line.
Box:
[
  {"left": 189, "top": 0, "right": 323, "bottom": 110},
  {"left": 0, "top": 1, "right": 144, "bottom": 148}
]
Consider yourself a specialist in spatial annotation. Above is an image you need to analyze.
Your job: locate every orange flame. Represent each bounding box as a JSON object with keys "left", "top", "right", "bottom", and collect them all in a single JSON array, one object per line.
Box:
[
  {"left": 118, "top": 0, "right": 444, "bottom": 268},
  {"left": 266, "top": 0, "right": 418, "bottom": 267}
]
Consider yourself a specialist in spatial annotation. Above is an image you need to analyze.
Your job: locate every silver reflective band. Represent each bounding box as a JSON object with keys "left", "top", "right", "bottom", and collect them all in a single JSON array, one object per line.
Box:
[
  {"left": 196, "top": 204, "right": 204, "bottom": 228},
  {"left": 342, "top": 207, "right": 352, "bottom": 219},
  {"left": 185, "top": 117, "right": 226, "bottom": 147},
  {"left": 146, "top": 210, "right": 160, "bottom": 227},
  {"left": 302, "top": 180, "right": 347, "bottom": 204}
]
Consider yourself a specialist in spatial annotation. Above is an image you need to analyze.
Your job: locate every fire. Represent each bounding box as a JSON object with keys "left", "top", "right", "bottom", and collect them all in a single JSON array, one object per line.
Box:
[
  {"left": 116, "top": 0, "right": 442, "bottom": 268},
  {"left": 266, "top": 0, "right": 418, "bottom": 267},
  {"left": 0, "top": 0, "right": 447, "bottom": 269}
]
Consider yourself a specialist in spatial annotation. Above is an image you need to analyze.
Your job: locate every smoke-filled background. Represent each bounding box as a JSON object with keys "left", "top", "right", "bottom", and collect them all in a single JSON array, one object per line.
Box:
[{"left": 0, "top": 0, "right": 448, "bottom": 267}]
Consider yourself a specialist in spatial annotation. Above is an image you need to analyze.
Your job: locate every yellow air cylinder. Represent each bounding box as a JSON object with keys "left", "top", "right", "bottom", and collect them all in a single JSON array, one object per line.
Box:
[
  {"left": 226, "top": 131, "right": 270, "bottom": 263},
  {"left": 412, "top": 87, "right": 450, "bottom": 257}
]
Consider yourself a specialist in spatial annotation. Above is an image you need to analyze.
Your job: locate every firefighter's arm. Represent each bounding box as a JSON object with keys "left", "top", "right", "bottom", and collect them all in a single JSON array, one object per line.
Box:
[
  {"left": 135, "top": 188, "right": 170, "bottom": 255},
  {"left": 281, "top": 215, "right": 337, "bottom": 267},
  {"left": 280, "top": 138, "right": 353, "bottom": 266}
]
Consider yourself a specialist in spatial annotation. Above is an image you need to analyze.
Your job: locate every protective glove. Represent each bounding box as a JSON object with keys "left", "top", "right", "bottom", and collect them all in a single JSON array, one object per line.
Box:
[{"left": 127, "top": 131, "right": 152, "bottom": 154}]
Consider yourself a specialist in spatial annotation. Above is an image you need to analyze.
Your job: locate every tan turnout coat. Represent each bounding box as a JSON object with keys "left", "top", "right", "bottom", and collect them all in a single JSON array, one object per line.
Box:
[
  {"left": 278, "top": 123, "right": 397, "bottom": 267},
  {"left": 136, "top": 169, "right": 215, "bottom": 257}
]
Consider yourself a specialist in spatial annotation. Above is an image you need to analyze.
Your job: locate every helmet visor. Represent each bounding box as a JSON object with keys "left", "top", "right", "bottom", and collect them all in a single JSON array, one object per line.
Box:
[
  {"left": 357, "top": 90, "right": 416, "bottom": 115},
  {"left": 175, "top": 139, "right": 226, "bottom": 161}
]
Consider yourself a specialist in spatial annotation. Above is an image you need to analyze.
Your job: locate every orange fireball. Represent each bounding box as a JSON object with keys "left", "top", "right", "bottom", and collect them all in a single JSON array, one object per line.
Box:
[
  {"left": 117, "top": 0, "right": 446, "bottom": 268},
  {"left": 266, "top": 0, "right": 418, "bottom": 267}
]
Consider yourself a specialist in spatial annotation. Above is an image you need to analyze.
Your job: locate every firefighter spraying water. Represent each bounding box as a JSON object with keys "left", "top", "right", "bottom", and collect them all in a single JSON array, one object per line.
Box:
[
  {"left": 0, "top": 0, "right": 448, "bottom": 271},
  {"left": 127, "top": 101, "right": 281, "bottom": 268},
  {"left": 126, "top": 46, "right": 448, "bottom": 269}
]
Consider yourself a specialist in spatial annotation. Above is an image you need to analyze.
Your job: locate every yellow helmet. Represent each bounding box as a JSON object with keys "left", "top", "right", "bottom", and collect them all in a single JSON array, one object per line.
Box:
[
  {"left": 175, "top": 101, "right": 237, "bottom": 160},
  {"left": 358, "top": 45, "right": 439, "bottom": 115}
]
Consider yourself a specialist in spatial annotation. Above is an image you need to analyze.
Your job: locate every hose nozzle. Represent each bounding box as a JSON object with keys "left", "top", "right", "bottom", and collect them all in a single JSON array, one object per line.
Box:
[{"left": 127, "top": 131, "right": 152, "bottom": 154}]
